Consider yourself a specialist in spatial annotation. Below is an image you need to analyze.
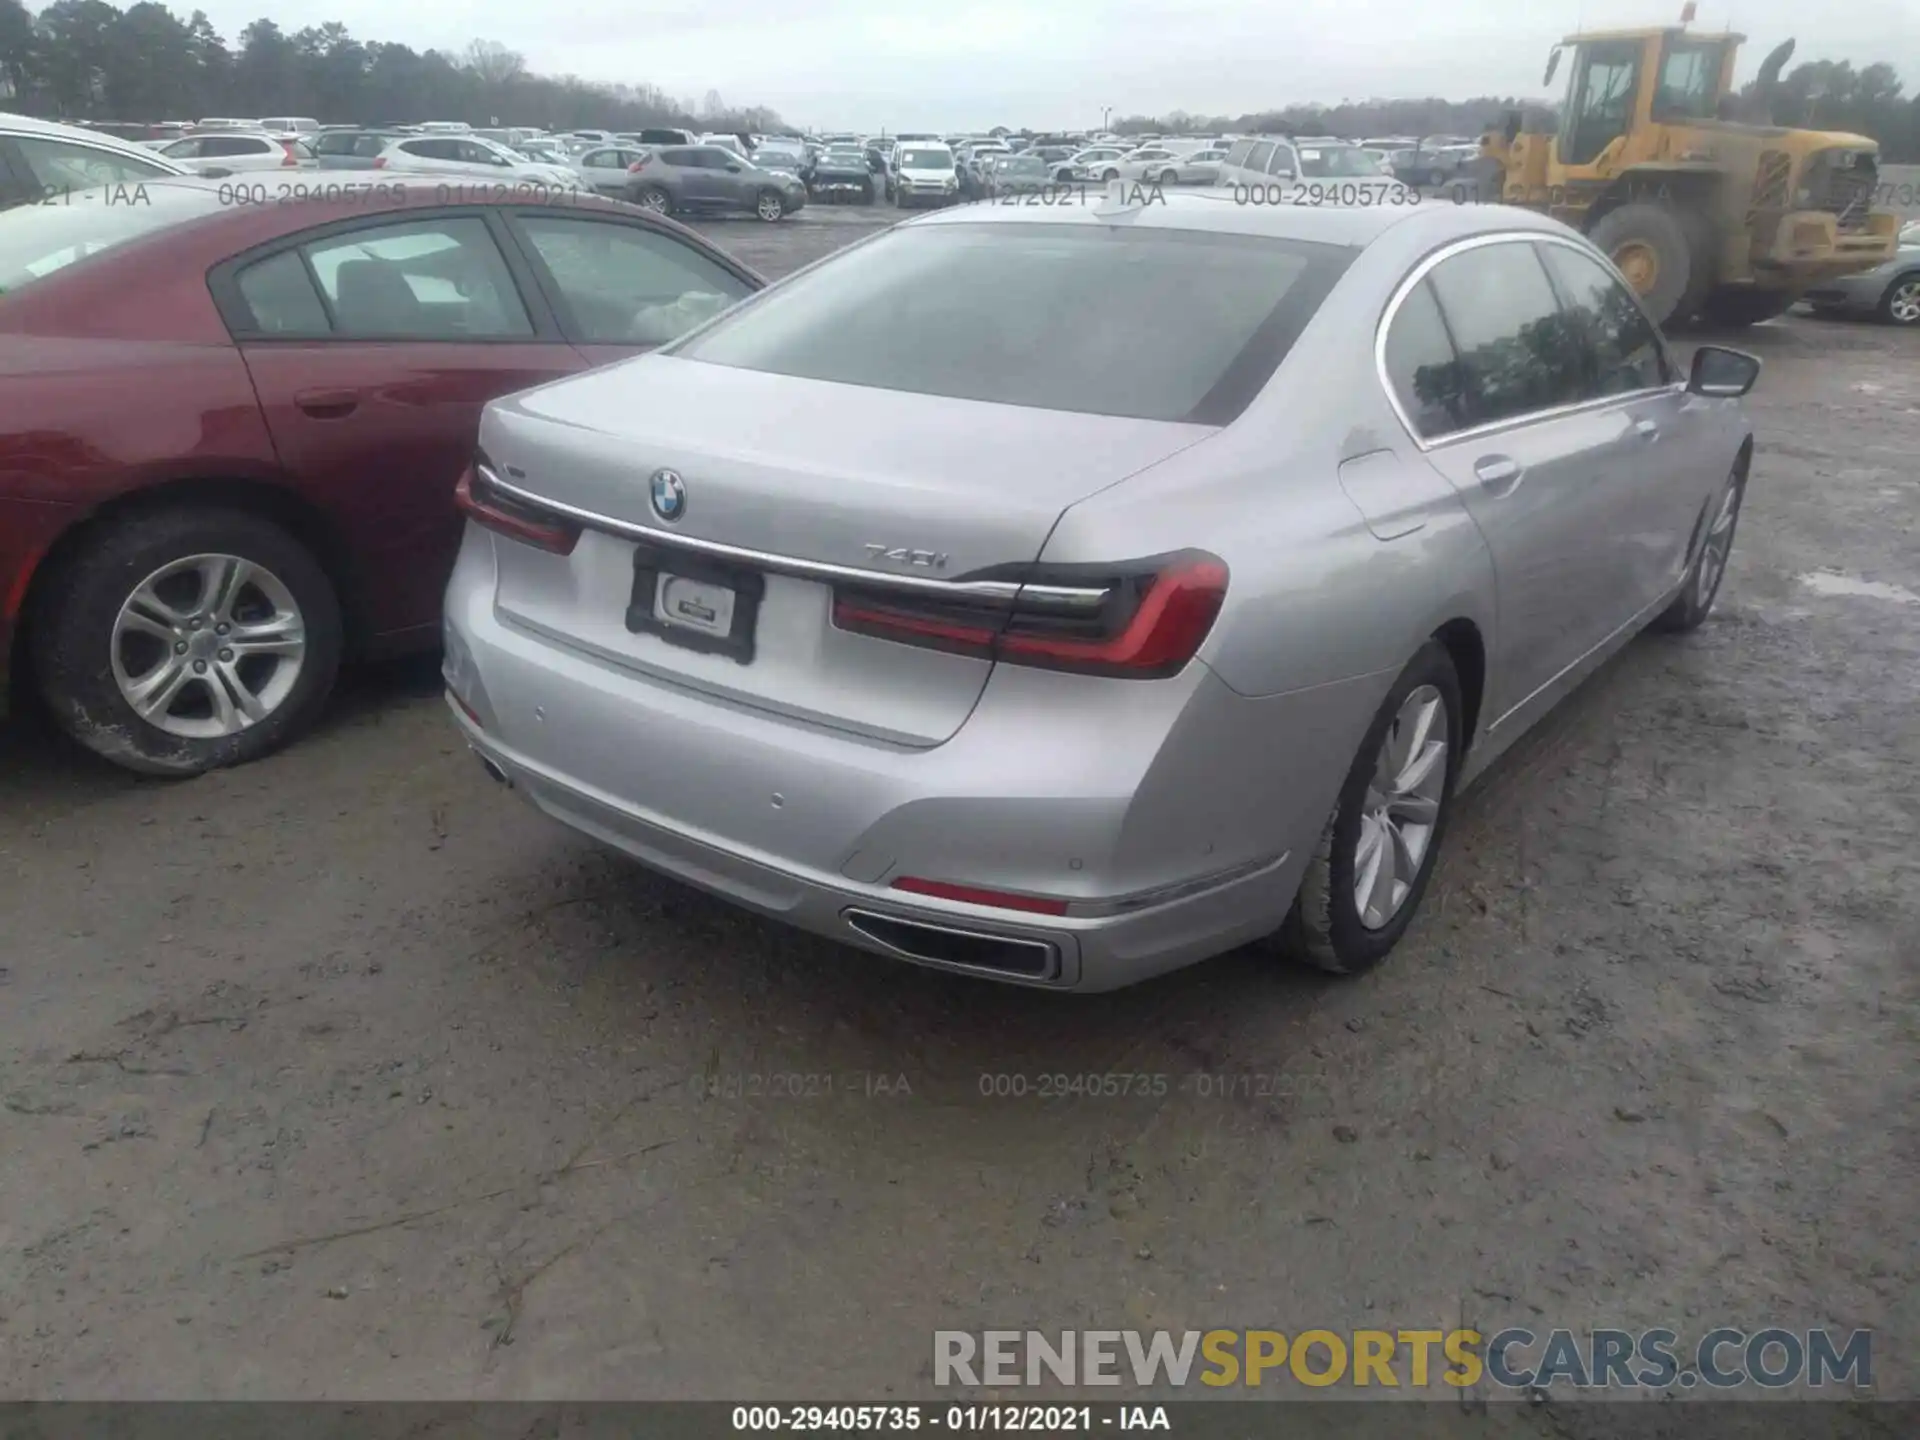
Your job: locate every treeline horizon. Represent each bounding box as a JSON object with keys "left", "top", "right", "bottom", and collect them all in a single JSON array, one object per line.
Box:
[{"left": 0, "top": 1, "right": 1913, "bottom": 160}]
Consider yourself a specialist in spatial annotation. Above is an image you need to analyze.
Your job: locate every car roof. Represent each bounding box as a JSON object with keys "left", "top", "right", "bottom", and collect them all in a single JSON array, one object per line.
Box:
[
  {"left": 1, "top": 110, "right": 194, "bottom": 172},
  {"left": 907, "top": 189, "right": 1577, "bottom": 252}
]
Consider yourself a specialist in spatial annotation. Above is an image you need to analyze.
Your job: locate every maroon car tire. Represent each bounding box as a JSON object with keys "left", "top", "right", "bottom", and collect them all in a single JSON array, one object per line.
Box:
[{"left": 32, "top": 507, "right": 343, "bottom": 777}]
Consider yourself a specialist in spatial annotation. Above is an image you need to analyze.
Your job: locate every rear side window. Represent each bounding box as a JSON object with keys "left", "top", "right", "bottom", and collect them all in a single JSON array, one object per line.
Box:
[
  {"left": 1223, "top": 140, "right": 1255, "bottom": 168},
  {"left": 203, "top": 136, "right": 269, "bottom": 157},
  {"left": 1425, "top": 240, "right": 1585, "bottom": 425},
  {"left": 231, "top": 217, "right": 535, "bottom": 339},
  {"left": 1245, "top": 141, "right": 1275, "bottom": 172},
  {"left": 674, "top": 223, "right": 1352, "bottom": 424},
  {"left": 1536, "top": 241, "right": 1670, "bottom": 393},
  {"left": 1382, "top": 279, "right": 1473, "bottom": 440},
  {"left": 235, "top": 250, "right": 330, "bottom": 334}
]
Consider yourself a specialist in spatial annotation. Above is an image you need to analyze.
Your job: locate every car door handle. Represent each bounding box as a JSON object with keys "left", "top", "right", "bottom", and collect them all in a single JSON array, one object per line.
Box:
[
  {"left": 1634, "top": 418, "right": 1660, "bottom": 440},
  {"left": 294, "top": 388, "right": 359, "bottom": 419},
  {"left": 1473, "top": 455, "right": 1523, "bottom": 496}
]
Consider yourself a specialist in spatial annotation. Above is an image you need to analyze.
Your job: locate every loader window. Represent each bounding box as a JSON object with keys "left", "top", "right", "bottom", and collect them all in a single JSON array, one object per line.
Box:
[
  {"left": 1654, "top": 41, "right": 1722, "bottom": 121},
  {"left": 1560, "top": 42, "right": 1642, "bottom": 167}
]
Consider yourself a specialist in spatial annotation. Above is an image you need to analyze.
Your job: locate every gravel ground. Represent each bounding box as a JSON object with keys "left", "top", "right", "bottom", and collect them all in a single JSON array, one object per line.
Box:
[{"left": 0, "top": 203, "right": 1915, "bottom": 1408}]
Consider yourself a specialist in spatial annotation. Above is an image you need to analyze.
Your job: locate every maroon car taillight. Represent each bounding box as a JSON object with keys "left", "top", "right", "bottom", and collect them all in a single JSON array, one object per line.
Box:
[
  {"left": 455, "top": 460, "right": 581, "bottom": 555},
  {"left": 831, "top": 550, "right": 1228, "bottom": 679}
]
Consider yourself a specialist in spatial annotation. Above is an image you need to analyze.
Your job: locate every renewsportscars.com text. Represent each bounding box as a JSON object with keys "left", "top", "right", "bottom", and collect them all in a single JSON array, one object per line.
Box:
[{"left": 934, "top": 1328, "right": 1872, "bottom": 1391}]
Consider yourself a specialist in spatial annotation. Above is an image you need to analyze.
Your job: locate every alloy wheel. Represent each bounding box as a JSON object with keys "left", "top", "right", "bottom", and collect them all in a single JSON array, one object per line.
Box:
[
  {"left": 1696, "top": 475, "right": 1741, "bottom": 608},
  {"left": 110, "top": 553, "right": 306, "bottom": 740},
  {"left": 1353, "top": 685, "right": 1449, "bottom": 930},
  {"left": 1887, "top": 278, "right": 1920, "bottom": 326},
  {"left": 757, "top": 193, "right": 783, "bottom": 220},
  {"left": 640, "top": 188, "right": 670, "bottom": 213}
]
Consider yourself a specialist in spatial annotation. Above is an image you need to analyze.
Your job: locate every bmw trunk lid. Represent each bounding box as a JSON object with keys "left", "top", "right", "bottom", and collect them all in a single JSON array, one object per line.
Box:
[{"left": 472, "top": 353, "right": 1211, "bottom": 746}]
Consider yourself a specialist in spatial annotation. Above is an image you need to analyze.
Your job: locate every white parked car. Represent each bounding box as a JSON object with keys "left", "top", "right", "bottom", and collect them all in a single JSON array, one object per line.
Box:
[
  {"left": 258, "top": 116, "right": 321, "bottom": 134},
  {"left": 0, "top": 111, "right": 189, "bottom": 205},
  {"left": 1055, "top": 147, "right": 1129, "bottom": 182},
  {"left": 1114, "top": 146, "right": 1221, "bottom": 185},
  {"left": 154, "top": 131, "right": 316, "bottom": 175},
  {"left": 373, "top": 135, "right": 579, "bottom": 186}
]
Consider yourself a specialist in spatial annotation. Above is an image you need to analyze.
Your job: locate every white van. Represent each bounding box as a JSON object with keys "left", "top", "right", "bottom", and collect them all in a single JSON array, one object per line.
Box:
[{"left": 258, "top": 116, "right": 320, "bottom": 134}]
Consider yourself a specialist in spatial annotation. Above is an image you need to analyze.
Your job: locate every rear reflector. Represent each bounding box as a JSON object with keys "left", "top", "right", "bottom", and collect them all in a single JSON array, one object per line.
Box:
[
  {"left": 456, "top": 459, "right": 581, "bottom": 555},
  {"left": 890, "top": 877, "right": 1071, "bottom": 916},
  {"left": 833, "top": 550, "right": 1227, "bottom": 679}
]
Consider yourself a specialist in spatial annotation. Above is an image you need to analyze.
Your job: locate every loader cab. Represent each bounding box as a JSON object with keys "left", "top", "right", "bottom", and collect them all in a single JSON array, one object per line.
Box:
[{"left": 1548, "top": 27, "right": 1741, "bottom": 168}]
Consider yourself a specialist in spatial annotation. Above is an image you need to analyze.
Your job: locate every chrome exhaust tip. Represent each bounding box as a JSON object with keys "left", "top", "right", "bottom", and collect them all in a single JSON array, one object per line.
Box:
[{"left": 844, "top": 908, "right": 1058, "bottom": 980}]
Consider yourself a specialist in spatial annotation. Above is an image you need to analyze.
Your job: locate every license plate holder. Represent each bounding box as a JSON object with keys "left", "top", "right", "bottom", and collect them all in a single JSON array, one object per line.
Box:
[{"left": 626, "top": 541, "right": 764, "bottom": 664}]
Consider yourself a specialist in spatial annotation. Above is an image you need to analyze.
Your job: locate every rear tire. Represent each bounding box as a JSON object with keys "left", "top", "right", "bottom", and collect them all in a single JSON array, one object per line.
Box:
[
  {"left": 1697, "top": 286, "right": 1796, "bottom": 328},
  {"left": 1587, "top": 202, "right": 1693, "bottom": 328},
  {"left": 1266, "top": 642, "right": 1463, "bottom": 976},
  {"left": 32, "top": 507, "right": 343, "bottom": 777}
]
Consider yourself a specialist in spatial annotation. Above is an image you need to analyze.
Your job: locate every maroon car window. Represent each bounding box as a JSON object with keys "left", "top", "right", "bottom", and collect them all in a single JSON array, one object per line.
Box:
[
  {"left": 515, "top": 215, "right": 751, "bottom": 345},
  {"left": 296, "top": 217, "right": 533, "bottom": 339},
  {"left": 235, "top": 250, "right": 331, "bottom": 335}
]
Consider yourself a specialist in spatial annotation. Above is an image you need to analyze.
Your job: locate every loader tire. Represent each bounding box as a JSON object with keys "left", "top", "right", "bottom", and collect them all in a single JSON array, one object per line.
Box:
[{"left": 1588, "top": 203, "right": 1693, "bottom": 327}]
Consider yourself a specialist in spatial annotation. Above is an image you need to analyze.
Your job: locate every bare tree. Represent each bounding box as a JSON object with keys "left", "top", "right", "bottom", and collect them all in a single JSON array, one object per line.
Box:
[{"left": 463, "top": 37, "right": 522, "bottom": 87}]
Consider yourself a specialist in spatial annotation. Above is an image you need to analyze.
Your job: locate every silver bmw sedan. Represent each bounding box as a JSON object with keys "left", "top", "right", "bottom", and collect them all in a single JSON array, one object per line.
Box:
[{"left": 442, "top": 193, "right": 1758, "bottom": 991}]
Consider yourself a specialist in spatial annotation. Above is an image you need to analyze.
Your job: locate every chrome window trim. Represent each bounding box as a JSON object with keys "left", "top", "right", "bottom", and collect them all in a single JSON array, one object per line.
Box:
[
  {"left": 1374, "top": 229, "right": 1683, "bottom": 452},
  {"left": 476, "top": 465, "right": 1111, "bottom": 609}
]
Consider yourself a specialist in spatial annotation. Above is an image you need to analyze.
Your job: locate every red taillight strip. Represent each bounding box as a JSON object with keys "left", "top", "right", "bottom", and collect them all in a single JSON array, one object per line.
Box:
[
  {"left": 456, "top": 464, "right": 581, "bottom": 555},
  {"left": 1000, "top": 557, "right": 1227, "bottom": 674},
  {"left": 834, "top": 553, "right": 1228, "bottom": 679},
  {"left": 891, "top": 877, "right": 1071, "bottom": 916}
]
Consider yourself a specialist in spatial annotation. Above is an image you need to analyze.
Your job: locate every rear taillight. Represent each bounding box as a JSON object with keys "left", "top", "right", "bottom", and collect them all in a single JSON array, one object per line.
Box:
[
  {"left": 372, "top": 155, "right": 387, "bottom": 169},
  {"left": 280, "top": 141, "right": 297, "bottom": 165},
  {"left": 628, "top": 159, "right": 648, "bottom": 173},
  {"left": 831, "top": 550, "right": 1227, "bottom": 679},
  {"left": 456, "top": 460, "right": 581, "bottom": 555}
]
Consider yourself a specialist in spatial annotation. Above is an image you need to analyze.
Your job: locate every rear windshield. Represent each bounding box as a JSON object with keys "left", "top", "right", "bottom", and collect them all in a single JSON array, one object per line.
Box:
[
  {"left": 899, "top": 149, "right": 953, "bottom": 169},
  {"left": 673, "top": 222, "right": 1352, "bottom": 424},
  {"left": 0, "top": 181, "right": 224, "bottom": 294}
]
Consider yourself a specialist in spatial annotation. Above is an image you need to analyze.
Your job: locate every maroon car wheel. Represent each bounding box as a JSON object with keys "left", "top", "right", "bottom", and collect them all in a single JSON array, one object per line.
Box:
[{"left": 32, "top": 507, "right": 343, "bottom": 777}]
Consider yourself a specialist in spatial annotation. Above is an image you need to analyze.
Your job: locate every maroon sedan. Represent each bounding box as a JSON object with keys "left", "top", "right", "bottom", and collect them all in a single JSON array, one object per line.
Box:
[{"left": 0, "top": 176, "right": 762, "bottom": 774}]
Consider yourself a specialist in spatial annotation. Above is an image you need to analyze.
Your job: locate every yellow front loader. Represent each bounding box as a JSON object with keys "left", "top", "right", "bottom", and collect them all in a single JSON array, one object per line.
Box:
[{"left": 1480, "top": 15, "right": 1900, "bottom": 326}]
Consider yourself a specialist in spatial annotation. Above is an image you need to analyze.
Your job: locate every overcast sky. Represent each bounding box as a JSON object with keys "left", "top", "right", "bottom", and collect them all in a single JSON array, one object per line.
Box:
[{"left": 190, "top": 0, "right": 1919, "bottom": 131}]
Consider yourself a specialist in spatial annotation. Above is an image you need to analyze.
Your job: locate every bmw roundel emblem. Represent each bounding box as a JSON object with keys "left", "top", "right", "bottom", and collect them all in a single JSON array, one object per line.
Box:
[{"left": 649, "top": 468, "right": 687, "bottom": 523}]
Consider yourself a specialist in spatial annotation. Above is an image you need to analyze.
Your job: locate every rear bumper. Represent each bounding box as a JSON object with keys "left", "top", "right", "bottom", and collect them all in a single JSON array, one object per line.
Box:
[
  {"left": 451, "top": 699, "right": 1307, "bottom": 991},
  {"left": 443, "top": 531, "right": 1381, "bottom": 991}
]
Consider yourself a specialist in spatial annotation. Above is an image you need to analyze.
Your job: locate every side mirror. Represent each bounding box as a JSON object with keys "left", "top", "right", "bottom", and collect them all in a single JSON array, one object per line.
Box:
[{"left": 1688, "top": 345, "right": 1761, "bottom": 398}]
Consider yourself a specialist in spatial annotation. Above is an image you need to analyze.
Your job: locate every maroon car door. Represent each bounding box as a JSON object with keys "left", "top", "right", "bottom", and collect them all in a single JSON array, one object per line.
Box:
[
  {"left": 500, "top": 209, "right": 759, "bottom": 369},
  {"left": 224, "top": 212, "right": 583, "bottom": 644}
]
